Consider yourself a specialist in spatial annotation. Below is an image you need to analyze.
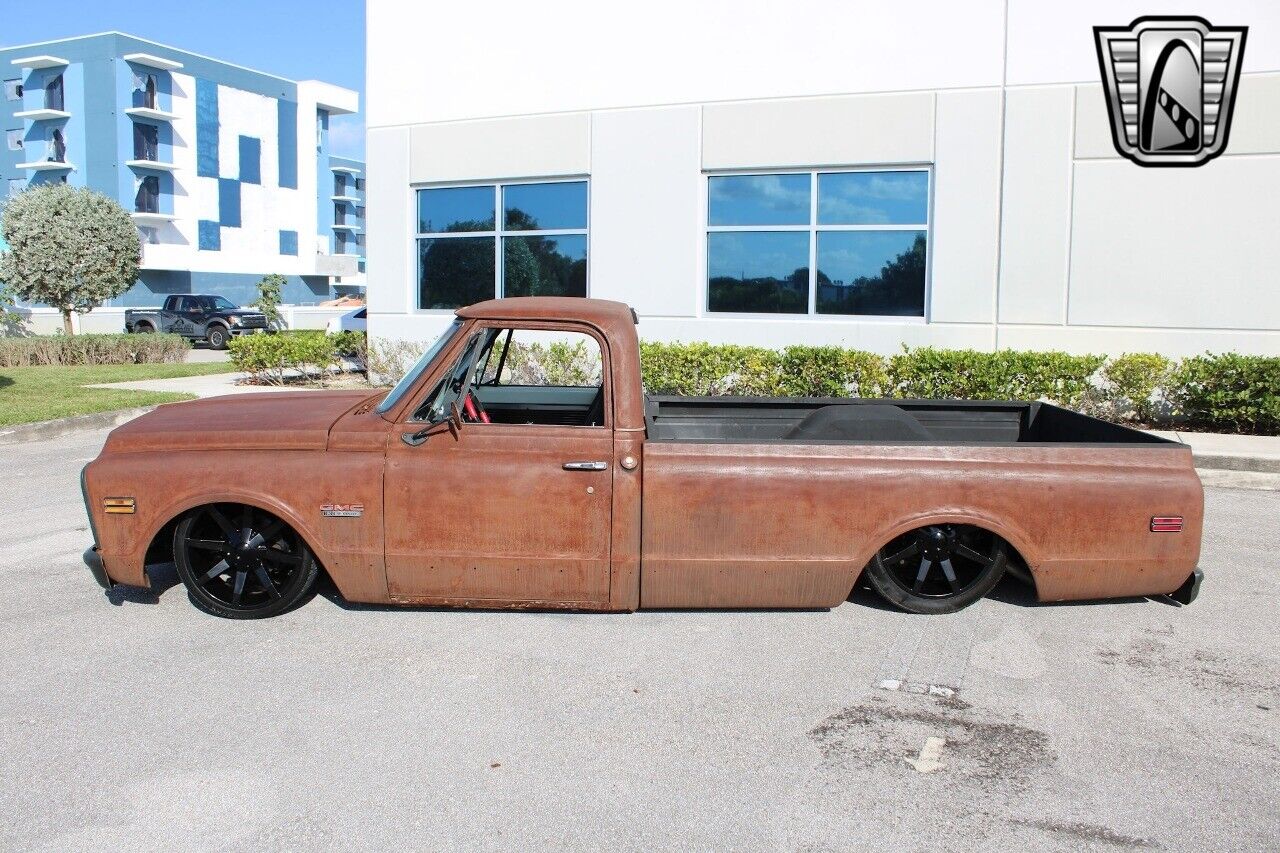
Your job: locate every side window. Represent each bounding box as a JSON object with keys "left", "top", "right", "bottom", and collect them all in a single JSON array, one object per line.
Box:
[
  {"left": 478, "top": 328, "right": 603, "bottom": 388},
  {"left": 411, "top": 332, "right": 488, "bottom": 423}
]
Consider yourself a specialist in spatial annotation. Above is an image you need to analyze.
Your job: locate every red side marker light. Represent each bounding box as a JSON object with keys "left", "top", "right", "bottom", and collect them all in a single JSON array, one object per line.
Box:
[{"left": 1151, "top": 516, "right": 1184, "bottom": 533}]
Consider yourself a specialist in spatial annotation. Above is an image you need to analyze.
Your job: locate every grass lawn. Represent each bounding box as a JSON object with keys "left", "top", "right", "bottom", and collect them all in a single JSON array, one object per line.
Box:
[{"left": 0, "top": 362, "right": 238, "bottom": 427}]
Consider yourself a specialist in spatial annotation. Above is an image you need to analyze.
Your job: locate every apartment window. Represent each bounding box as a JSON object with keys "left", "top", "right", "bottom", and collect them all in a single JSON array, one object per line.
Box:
[
  {"left": 3, "top": 79, "right": 21, "bottom": 101},
  {"left": 143, "top": 74, "right": 157, "bottom": 109},
  {"left": 354, "top": 177, "right": 365, "bottom": 192},
  {"left": 5, "top": 129, "right": 21, "bottom": 151},
  {"left": 336, "top": 231, "right": 350, "bottom": 255},
  {"left": 415, "top": 180, "right": 588, "bottom": 310},
  {"left": 135, "top": 176, "right": 160, "bottom": 213},
  {"left": 45, "top": 74, "right": 64, "bottom": 111},
  {"left": 49, "top": 129, "right": 66, "bottom": 163},
  {"left": 334, "top": 174, "right": 347, "bottom": 196},
  {"left": 133, "top": 123, "right": 159, "bottom": 161},
  {"left": 706, "top": 170, "right": 929, "bottom": 317},
  {"left": 334, "top": 202, "right": 346, "bottom": 225}
]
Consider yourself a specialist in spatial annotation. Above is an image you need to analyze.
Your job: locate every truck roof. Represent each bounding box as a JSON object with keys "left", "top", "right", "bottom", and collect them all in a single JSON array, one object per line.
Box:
[{"left": 457, "top": 296, "right": 635, "bottom": 327}]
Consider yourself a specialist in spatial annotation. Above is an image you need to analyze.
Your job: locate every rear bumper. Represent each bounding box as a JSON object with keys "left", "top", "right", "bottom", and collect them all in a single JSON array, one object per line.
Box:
[
  {"left": 83, "top": 546, "right": 113, "bottom": 590},
  {"left": 1169, "top": 568, "right": 1203, "bottom": 605}
]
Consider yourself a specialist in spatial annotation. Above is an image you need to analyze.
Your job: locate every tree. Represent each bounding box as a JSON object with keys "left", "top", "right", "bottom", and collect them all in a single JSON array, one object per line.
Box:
[
  {"left": 253, "top": 273, "right": 286, "bottom": 329},
  {"left": 0, "top": 184, "right": 140, "bottom": 334}
]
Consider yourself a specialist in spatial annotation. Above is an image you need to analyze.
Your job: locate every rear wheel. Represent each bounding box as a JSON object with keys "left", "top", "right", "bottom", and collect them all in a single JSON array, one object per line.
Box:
[
  {"left": 864, "top": 524, "right": 1007, "bottom": 614},
  {"left": 134, "top": 322, "right": 154, "bottom": 333},
  {"left": 173, "top": 503, "right": 318, "bottom": 619},
  {"left": 206, "top": 325, "right": 230, "bottom": 349}
]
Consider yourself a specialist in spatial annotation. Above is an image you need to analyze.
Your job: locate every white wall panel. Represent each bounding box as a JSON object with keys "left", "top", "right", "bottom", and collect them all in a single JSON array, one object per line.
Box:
[
  {"left": 998, "top": 86, "right": 1074, "bottom": 326},
  {"left": 588, "top": 107, "right": 701, "bottom": 317},
  {"left": 702, "top": 92, "right": 934, "bottom": 170},
  {"left": 930, "top": 89, "right": 1002, "bottom": 324},
  {"left": 408, "top": 113, "right": 589, "bottom": 184},
  {"left": 367, "top": 0, "right": 1005, "bottom": 128},
  {"left": 366, "top": 127, "right": 412, "bottom": 316},
  {"left": 1068, "top": 157, "right": 1280, "bottom": 331}
]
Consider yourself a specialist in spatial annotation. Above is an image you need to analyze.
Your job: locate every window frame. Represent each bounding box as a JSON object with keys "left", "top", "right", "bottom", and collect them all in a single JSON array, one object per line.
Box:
[
  {"left": 410, "top": 177, "right": 590, "bottom": 314},
  {"left": 703, "top": 166, "right": 933, "bottom": 322}
]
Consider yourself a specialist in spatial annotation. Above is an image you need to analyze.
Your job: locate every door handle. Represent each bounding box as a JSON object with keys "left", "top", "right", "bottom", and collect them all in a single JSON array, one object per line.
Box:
[{"left": 563, "top": 461, "right": 608, "bottom": 471}]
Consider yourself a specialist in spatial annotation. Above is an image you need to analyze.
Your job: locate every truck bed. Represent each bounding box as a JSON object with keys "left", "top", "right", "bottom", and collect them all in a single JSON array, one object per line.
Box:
[{"left": 644, "top": 396, "right": 1173, "bottom": 445}]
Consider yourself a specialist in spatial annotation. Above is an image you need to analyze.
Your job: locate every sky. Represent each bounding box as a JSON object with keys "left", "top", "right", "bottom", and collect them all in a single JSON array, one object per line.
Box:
[{"left": 0, "top": 0, "right": 366, "bottom": 159}]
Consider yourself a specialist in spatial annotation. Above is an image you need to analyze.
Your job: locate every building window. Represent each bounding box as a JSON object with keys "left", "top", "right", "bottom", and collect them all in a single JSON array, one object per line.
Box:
[
  {"left": 44, "top": 74, "right": 64, "bottom": 111},
  {"left": 49, "top": 128, "right": 66, "bottom": 163},
  {"left": 706, "top": 170, "right": 929, "bottom": 317},
  {"left": 334, "top": 203, "right": 346, "bottom": 225},
  {"left": 3, "top": 79, "right": 21, "bottom": 101},
  {"left": 5, "top": 129, "right": 21, "bottom": 151},
  {"left": 415, "top": 180, "right": 588, "bottom": 310},
  {"left": 135, "top": 176, "right": 160, "bottom": 213},
  {"left": 334, "top": 174, "right": 347, "bottom": 196},
  {"left": 133, "top": 123, "right": 159, "bottom": 161},
  {"left": 354, "top": 177, "right": 365, "bottom": 192}
]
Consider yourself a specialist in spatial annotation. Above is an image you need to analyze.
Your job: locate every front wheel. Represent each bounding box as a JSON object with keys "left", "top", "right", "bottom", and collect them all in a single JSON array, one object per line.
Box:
[
  {"left": 173, "top": 504, "right": 318, "bottom": 619},
  {"left": 863, "top": 524, "right": 1007, "bottom": 614},
  {"left": 206, "top": 325, "right": 230, "bottom": 349}
]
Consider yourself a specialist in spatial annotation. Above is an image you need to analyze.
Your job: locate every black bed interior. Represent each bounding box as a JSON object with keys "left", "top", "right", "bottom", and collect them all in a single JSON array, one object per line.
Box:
[{"left": 644, "top": 396, "right": 1171, "bottom": 445}]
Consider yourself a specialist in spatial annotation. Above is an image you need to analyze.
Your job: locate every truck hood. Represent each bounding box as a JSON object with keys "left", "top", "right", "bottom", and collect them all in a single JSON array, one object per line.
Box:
[{"left": 102, "top": 390, "right": 378, "bottom": 453}]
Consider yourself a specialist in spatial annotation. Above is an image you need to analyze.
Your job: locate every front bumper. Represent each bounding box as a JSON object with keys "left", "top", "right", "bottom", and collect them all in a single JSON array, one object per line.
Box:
[
  {"left": 83, "top": 546, "right": 113, "bottom": 590},
  {"left": 1169, "top": 568, "right": 1203, "bottom": 605}
]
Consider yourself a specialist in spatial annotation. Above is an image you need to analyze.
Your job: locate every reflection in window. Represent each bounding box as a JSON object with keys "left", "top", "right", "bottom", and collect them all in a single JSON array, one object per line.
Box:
[
  {"left": 706, "top": 169, "right": 929, "bottom": 317},
  {"left": 135, "top": 176, "right": 160, "bottom": 213},
  {"left": 418, "top": 185, "right": 494, "bottom": 233},
  {"left": 816, "top": 231, "right": 927, "bottom": 316},
  {"left": 503, "top": 235, "right": 587, "bottom": 298},
  {"left": 708, "top": 231, "right": 809, "bottom": 314},
  {"left": 415, "top": 181, "right": 588, "bottom": 309},
  {"left": 419, "top": 236, "right": 496, "bottom": 309},
  {"left": 503, "top": 182, "right": 587, "bottom": 231}
]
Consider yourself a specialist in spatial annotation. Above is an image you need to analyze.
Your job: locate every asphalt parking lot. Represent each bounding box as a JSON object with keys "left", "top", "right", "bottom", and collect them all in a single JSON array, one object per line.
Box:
[{"left": 1, "top": 428, "right": 1277, "bottom": 852}]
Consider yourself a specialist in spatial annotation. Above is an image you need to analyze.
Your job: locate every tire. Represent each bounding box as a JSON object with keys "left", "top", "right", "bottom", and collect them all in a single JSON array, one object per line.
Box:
[
  {"left": 173, "top": 503, "right": 319, "bottom": 619},
  {"left": 134, "top": 322, "right": 155, "bottom": 334},
  {"left": 206, "top": 325, "right": 230, "bottom": 349},
  {"left": 863, "top": 524, "right": 1007, "bottom": 615}
]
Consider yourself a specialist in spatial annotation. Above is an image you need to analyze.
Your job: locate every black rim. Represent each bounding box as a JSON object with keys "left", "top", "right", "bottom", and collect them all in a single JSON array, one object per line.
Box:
[
  {"left": 180, "top": 504, "right": 305, "bottom": 610},
  {"left": 879, "top": 525, "right": 1000, "bottom": 599}
]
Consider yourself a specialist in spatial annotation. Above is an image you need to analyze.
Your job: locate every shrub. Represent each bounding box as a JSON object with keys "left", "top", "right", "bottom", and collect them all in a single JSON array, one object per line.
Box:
[
  {"left": 0, "top": 332, "right": 188, "bottom": 367},
  {"left": 330, "top": 330, "right": 367, "bottom": 361},
  {"left": 1172, "top": 353, "right": 1280, "bottom": 435},
  {"left": 502, "top": 339, "right": 602, "bottom": 386},
  {"left": 778, "top": 346, "right": 890, "bottom": 398},
  {"left": 888, "top": 347, "right": 1105, "bottom": 409},
  {"left": 366, "top": 338, "right": 426, "bottom": 386},
  {"left": 1098, "top": 353, "right": 1174, "bottom": 424},
  {"left": 228, "top": 331, "right": 339, "bottom": 385},
  {"left": 252, "top": 274, "right": 285, "bottom": 329}
]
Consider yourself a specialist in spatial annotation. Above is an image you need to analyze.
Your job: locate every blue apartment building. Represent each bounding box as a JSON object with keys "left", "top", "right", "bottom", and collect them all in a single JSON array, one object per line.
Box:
[{"left": 1, "top": 32, "right": 365, "bottom": 332}]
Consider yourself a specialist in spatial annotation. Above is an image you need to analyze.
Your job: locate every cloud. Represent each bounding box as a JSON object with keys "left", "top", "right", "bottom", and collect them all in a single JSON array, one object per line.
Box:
[{"left": 328, "top": 115, "right": 366, "bottom": 159}]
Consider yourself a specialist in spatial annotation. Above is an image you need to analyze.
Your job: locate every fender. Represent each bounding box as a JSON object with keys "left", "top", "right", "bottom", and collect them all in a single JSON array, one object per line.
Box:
[
  {"left": 843, "top": 509, "right": 1045, "bottom": 599},
  {"left": 126, "top": 489, "right": 330, "bottom": 589}
]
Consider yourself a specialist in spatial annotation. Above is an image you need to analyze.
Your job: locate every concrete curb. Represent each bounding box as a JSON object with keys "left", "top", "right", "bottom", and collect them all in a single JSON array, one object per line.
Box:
[
  {"left": 0, "top": 407, "right": 156, "bottom": 446},
  {"left": 1189, "top": 452, "right": 1280, "bottom": 475}
]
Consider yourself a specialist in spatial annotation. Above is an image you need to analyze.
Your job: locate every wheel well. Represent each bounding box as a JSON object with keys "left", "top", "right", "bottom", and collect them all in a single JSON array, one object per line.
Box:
[
  {"left": 854, "top": 522, "right": 1038, "bottom": 596},
  {"left": 142, "top": 502, "right": 331, "bottom": 583},
  {"left": 134, "top": 320, "right": 154, "bottom": 331}
]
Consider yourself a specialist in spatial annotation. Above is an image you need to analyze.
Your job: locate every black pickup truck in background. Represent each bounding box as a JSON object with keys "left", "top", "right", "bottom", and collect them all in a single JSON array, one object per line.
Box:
[{"left": 124, "top": 295, "right": 269, "bottom": 349}]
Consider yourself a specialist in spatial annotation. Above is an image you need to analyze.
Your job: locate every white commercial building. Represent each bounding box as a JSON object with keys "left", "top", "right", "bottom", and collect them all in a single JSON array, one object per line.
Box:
[{"left": 365, "top": 0, "right": 1280, "bottom": 356}]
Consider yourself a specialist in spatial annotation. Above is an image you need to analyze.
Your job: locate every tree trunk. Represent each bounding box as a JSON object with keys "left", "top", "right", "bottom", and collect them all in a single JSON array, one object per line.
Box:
[{"left": 62, "top": 309, "right": 74, "bottom": 336}]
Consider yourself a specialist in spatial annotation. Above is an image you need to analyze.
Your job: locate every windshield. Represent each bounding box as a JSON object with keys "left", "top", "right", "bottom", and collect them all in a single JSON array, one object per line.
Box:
[
  {"left": 375, "top": 319, "right": 465, "bottom": 415},
  {"left": 208, "top": 296, "right": 238, "bottom": 311}
]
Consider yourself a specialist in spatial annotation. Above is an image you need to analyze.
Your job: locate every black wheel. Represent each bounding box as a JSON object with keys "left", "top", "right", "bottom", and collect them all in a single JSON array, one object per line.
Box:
[
  {"left": 206, "top": 325, "right": 229, "bottom": 349},
  {"left": 134, "top": 322, "right": 154, "bottom": 334},
  {"left": 173, "top": 504, "right": 318, "bottom": 619},
  {"left": 863, "top": 524, "right": 1007, "bottom": 614}
]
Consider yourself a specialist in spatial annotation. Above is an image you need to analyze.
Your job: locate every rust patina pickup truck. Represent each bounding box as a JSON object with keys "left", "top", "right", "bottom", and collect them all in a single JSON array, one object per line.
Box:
[{"left": 81, "top": 297, "right": 1204, "bottom": 619}]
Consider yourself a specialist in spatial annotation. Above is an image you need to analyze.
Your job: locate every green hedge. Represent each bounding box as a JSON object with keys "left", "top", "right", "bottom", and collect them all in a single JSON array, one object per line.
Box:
[
  {"left": 0, "top": 332, "right": 188, "bottom": 367},
  {"left": 637, "top": 342, "right": 1279, "bottom": 435},
  {"left": 228, "top": 330, "right": 365, "bottom": 385}
]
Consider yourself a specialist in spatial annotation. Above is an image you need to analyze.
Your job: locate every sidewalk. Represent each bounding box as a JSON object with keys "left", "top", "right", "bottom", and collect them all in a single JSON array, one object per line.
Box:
[
  {"left": 1146, "top": 430, "right": 1280, "bottom": 473},
  {"left": 84, "top": 371, "right": 298, "bottom": 398}
]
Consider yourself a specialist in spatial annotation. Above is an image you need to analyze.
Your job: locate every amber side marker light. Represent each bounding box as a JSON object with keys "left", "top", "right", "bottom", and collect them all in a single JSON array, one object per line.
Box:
[
  {"left": 103, "top": 497, "right": 136, "bottom": 515},
  {"left": 1151, "top": 516, "right": 1183, "bottom": 533}
]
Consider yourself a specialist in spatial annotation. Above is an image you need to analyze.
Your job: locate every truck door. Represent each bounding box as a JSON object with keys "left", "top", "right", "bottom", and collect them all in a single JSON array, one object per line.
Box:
[
  {"left": 166, "top": 296, "right": 193, "bottom": 335},
  {"left": 382, "top": 324, "right": 614, "bottom": 606}
]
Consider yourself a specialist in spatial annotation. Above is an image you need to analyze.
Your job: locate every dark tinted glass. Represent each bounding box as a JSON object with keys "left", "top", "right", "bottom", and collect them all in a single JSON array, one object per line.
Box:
[
  {"left": 502, "top": 235, "right": 587, "bottom": 297},
  {"left": 708, "top": 174, "right": 810, "bottom": 226},
  {"left": 418, "top": 186, "right": 494, "bottom": 233},
  {"left": 707, "top": 231, "right": 809, "bottom": 314},
  {"left": 418, "top": 237, "right": 495, "bottom": 309},
  {"left": 818, "top": 171, "right": 928, "bottom": 225},
  {"left": 816, "top": 230, "right": 926, "bottom": 316},
  {"left": 503, "top": 182, "right": 587, "bottom": 231}
]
